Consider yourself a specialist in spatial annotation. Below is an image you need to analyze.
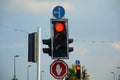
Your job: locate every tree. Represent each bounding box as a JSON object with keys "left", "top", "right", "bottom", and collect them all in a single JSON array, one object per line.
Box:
[
  {"left": 12, "top": 77, "right": 18, "bottom": 80},
  {"left": 82, "top": 65, "right": 90, "bottom": 80},
  {"left": 65, "top": 64, "right": 90, "bottom": 80},
  {"left": 65, "top": 64, "right": 77, "bottom": 80}
]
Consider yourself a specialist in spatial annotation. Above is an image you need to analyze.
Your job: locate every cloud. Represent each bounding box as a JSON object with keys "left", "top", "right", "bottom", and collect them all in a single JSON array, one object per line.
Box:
[
  {"left": 72, "top": 42, "right": 89, "bottom": 56},
  {"left": 112, "top": 41, "right": 120, "bottom": 51},
  {"left": 1, "top": 0, "right": 74, "bottom": 14},
  {"left": 74, "top": 45, "right": 89, "bottom": 56},
  {"left": 80, "top": 48, "right": 88, "bottom": 55}
]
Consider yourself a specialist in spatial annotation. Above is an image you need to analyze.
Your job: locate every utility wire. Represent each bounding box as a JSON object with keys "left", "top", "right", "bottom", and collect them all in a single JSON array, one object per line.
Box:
[
  {"left": 74, "top": 40, "right": 120, "bottom": 43},
  {"left": 0, "top": 25, "right": 120, "bottom": 43},
  {"left": 0, "top": 25, "right": 29, "bottom": 34}
]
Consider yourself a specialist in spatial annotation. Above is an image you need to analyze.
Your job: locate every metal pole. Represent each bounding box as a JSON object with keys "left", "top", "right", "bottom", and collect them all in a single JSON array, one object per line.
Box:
[
  {"left": 27, "top": 65, "right": 31, "bottom": 80},
  {"left": 117, "top": 67, "right": 120, "bottom": 80},
  {"left": 37, "top": 27, "right": 41, "bottom": 80},
  {"left": 27, "top": 66, "right": 29, "bottom": 80},
  {"left": 118, "top": 75, "right": 120, "bottom": 80},
  {"left": 14, "top": 56, "right": 16, "bottom": 78},
  {"left": 114, "top": 73, "right": 115, "bottom": 80},
  {"left": 41, "top": 71, "right": 44, "bottom": 80},
  {"left": 13, "top": 55, "right": 19, "bottom": 79},
  {"left": 81, "top": 64, "right": 82, "bottom": 80},
  {"left": 111, "top": 72, "right": 115, "bottom": 80}
]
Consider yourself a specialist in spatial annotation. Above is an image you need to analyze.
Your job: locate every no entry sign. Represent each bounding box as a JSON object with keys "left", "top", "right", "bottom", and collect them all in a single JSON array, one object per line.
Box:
[{"left": 50, "top": 60, "right": 68, "bottom": 79}]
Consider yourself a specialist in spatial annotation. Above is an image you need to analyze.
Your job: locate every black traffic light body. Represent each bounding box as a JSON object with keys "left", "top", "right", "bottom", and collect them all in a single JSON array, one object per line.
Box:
[
  {"left": 76, "top": 65, "right": 81, "bottom": 79},
  {"left": 42, "top": 18, "right": 73, "bottom": 59},
  {"left": 51, "top": 19, "right": 69, "bottom": 59},
  {"left": 42, "top": 39, "right": 51, "bottom": 56},
  {"left": 68, "top": 39, "right": 73, "bottom": 52},
  {"left": 28, "top": 32, "right": 38, "bottom": 62}
]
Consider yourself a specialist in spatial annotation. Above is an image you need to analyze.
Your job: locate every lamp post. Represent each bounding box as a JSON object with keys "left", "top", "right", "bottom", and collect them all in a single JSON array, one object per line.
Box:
[
  {"left": 13, "top": 55, "right": 19, "bottom": 79},
  {"left": 117, "top": 67, "right": 120, "bottom": 69},
  {"left": 41, "top": 71, "right": 44, "bottom": 80},
  {"left": 118, "top": 75, "right": 120, "bottom": 80},
  {"left": 117, "top": 67, "right": 120, "bottom": 80},
  {"left": 27, "top": 65, "right": 31, "bottom": 80},
  {"left": 111, "top": 72, "right": 115, "bottom": 80}
]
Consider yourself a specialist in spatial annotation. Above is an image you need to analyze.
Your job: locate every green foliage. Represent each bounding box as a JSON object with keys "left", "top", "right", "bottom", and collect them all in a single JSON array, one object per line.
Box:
[
  {"left": 65, "top": 64, "right": 77, "bottom": 80},
  {"left": 65, "top": 64, "right": 90, "bottom": 80},
  {"left": 12, "top": 77, "right": 18, "bottom": 80},
  {"left": 82, "top": 65, "right": 90, "bottom": 80}
]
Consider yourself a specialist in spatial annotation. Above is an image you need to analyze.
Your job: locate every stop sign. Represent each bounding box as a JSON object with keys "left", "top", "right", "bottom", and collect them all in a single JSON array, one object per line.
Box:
[{"left": 50, "top": 60, "right": 68, "bottom": 79}]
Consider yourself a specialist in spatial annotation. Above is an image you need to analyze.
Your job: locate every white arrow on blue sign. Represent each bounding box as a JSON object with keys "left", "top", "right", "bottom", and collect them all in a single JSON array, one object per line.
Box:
[
  {"left": 75, "top": 60, "right": 80, "bottom": 65},
  {"left": 53, "top": 6, "right": 65, "bottom": 19}
]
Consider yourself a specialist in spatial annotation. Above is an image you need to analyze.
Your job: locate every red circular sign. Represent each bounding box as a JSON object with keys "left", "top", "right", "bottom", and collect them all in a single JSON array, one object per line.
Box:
[{"left": 50, "top": 60, "right": 68, "bottom": 79}]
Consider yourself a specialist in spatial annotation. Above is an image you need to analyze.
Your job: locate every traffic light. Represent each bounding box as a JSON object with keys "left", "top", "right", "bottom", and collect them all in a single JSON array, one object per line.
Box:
[
  {"left": 51, "top": 19, "right": 68, "bottom": 59},
  {"left": 42, "top": 39, "right": 51, "bottom": 56},
  {"left": 68, "top": 39, "right": 73, "bottom": 52},
  {"left": 76, "top": 65, "right": 81, "bottom": 79},
  {"left": 28, "top": 32, "right": 38, "bottom": 62}
]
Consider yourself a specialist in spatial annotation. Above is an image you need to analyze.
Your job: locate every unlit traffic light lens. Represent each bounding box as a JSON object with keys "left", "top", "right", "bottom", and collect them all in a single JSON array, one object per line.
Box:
[{"left": 55, "top": 22, "right": 64, "bottom": 32}]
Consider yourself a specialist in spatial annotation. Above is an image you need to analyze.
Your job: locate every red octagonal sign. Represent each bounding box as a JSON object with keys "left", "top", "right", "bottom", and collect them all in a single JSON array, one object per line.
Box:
[{"left": 50, "top": 60, "right": 68, "bottom": 79}]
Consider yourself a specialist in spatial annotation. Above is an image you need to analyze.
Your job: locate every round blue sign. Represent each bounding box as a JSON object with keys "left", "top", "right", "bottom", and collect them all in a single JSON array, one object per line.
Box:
[
  {"left": 75, "top": 60, "right": 80, "bottom": 65},
  {"left": 53, "top": 6, "right": 65, "bottom": 19}
]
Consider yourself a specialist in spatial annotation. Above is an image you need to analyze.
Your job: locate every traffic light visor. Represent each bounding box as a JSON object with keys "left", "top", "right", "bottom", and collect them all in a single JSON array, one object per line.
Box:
[{"left": 55, "top": 22, "right": 64, "bottom": 32}]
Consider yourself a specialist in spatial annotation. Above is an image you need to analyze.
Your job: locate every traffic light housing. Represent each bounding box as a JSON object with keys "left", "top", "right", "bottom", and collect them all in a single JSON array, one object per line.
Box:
[
  {"left": 51, "top": 19, "right": 69, "bottom": 59},
  {"left": 42, "top": 39, "right": 51, "bottom": 56},
  {"left": 28, "top": 32, "right": 38, "bottom": 62},
  {"left": 68, "top": 39, "right": 73, "bottom": 52},
  {"left": 76, "top": 65, "right": 81, "bottom": 79}
]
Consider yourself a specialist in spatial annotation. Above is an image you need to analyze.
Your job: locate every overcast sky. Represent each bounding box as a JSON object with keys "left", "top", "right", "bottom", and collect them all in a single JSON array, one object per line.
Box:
[{"left": 0, "top": 0, "right": 120, "bottom": 80}]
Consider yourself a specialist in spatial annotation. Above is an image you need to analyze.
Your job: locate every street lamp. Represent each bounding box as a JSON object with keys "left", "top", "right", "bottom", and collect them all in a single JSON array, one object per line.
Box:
[
  {"left": 41, "top": 71, "right": 44, "bottom": 80},
  {"left": 117, "top": 67, "right": 120, "bottom": 80},
  {"left": 13, "top": 55, "right": 19, "bottom": 79},
  {"left": 117, "top": 67, "right": 120, "bottom": 69},
  {"left": 27, "top": 65, "right": 31, "bottom": 80},
  {"left": 111, "top": 72, "right": 116, "bottom": 80}
]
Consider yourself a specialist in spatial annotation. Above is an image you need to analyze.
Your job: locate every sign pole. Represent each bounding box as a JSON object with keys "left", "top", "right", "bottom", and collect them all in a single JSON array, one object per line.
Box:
[
  {"left": 81, "top": 64, "right": 82, "bottom": 80},
  {"left": 37, "top": 27, "right": 41, "bottom": 80}
]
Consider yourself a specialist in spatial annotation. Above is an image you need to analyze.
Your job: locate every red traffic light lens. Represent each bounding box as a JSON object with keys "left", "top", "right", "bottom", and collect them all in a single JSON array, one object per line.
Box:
[
  {"left": 55, "top": 22, "right": 64, "bottom": 32},
  {"left": 76, "top": 65, "right": 81, "bottom": 70}
]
